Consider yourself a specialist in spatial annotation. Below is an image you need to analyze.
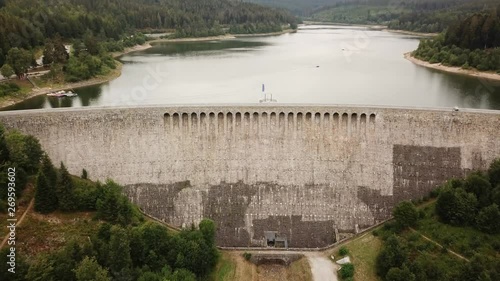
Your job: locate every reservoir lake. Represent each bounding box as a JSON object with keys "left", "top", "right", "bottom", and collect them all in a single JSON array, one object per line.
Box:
[{"left": 5, "top": 25, "right": 500, "bottom": 111}]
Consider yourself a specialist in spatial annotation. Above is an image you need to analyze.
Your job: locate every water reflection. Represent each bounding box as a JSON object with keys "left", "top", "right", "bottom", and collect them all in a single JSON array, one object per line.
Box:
[
  {"left": 139, "top": 40, "right": 269, "bottom": 56},
  {"left": 2, "top": 86, "right": 102, "bottom": 111},
  {"left": 3, "top": 26, "right": 500, "bottom": 111}
]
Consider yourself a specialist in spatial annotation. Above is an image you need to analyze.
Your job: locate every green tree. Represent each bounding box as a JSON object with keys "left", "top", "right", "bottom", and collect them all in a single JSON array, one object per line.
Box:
[
  {"left": 0, "top": 63, "right": 14, "bottom": 79},
  {"left": 73, "top": 39, "right": 85, "bottom": 57},
  {"left": 141, "top": 222, "right": 170, "bottom": 271},
  {"left": 74, "top": 257, "right": 111, "bottom": 281},
  {"left": 35, "top": 171, "right": 58, "bottom": 213},
  {"left": 23, "top": 135, "right": 43, "bottom": 174},
  {"left": 42, "top": 41, "right": 55, "bottom": 65},
  {"left": 108, "top": 226, "right": 132, "bottom": 276},
  {"left": 199, "top": 218, "right": 216, "bottom": 245},
  {"left": 57, "top": 162, "right": 75, "bottom": 211},
  {"left": 81, "top": 168, "right": 88, "bottom": 179},
  {"left": 0, "top": 124, "right": 9, "bottom": 163},
  {"left": 465, "top": 174, "right": 492, "bottom": 207},
  {"left": 84, "top": 32, "right": 101, "bottom": 56},
  {"left": 53, "top": 34, "right": 69, "bottom": 64},
  {"left": 6, "top": 131, "right": 43, "bottom": 174},
  {"left": 51, "top": 241, "right": 82, "bottom": 281},
  {"left": 392, "top": 201, "right": 419, "bottom": 229},
  {"left": 436, "top": 187, "right": 477, "bottom": 226},
  {"left": 26, "top": 254, "right": 55, "bottom": 281},
  {"left": 40, "top": 153, "right": 58, "bottom": 192},
  {"left": 376, "top": 235, "right": 408, "bottom": 277},
  {"left": 129, "top": 227, "right": 146, "bottom": 267},
  {"left": 461, "top": 254, "right": 500, "bottom": 281},
  {"left": 6, "top": 47, "right": 32, "bottom": 79},
  {"left": 489, "top": 158, "right": 500, "bottom": 187},
  {"left": 476, "top": 204, "right": 500, "bottom": 234},
  {"left": 0, "top": 48, "right": 4, "bottom": 66},
  {"left": 171, "top": 269, "right": 196, "bottom": 281},
  {"left": 96, "top": 180, "right": 134, "bottom": 224},
  {"left": 492, "top": 186, "right": 500, "bottom": 206},
  {"left": 386, "top": 265, "right": 416, "bottom": 281}
]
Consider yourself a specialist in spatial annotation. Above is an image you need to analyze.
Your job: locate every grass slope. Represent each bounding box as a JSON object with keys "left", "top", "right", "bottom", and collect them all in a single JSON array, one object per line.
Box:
[
  {"left": 327, "top": 231, "right": 383, "bottom": 281},
  {"left": 416, "top": 202, "right": 500, "bottom": 260}
]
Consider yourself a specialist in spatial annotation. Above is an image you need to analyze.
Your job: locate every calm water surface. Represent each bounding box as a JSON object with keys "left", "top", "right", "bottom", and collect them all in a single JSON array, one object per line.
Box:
[{"left": 5, "top": 25, "right": 500, "bottom": 110}]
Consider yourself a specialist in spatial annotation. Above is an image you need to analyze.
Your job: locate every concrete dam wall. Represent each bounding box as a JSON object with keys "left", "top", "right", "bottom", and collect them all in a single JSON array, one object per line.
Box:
[{"left": 1, "top": 105, "right": 499, "bottom": 248}]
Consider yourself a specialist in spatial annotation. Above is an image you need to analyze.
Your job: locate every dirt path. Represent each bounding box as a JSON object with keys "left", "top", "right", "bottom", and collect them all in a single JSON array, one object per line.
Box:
[
  {"left": 0, "top": 198, "right": 34, "bottom": 249},
  {"left": 305, "top": 252, "right": 338, "bottom": 281},
  {"left": 409, "top": 227, "right": 470, "bottom": 262}
]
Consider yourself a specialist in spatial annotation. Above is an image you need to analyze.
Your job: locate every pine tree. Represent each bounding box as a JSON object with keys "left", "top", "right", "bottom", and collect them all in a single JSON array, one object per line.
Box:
[
  {"left": 35, "top": 155, "right": 59, "bottom": 213},
  {"left": 57, "top": 162, "right": 75, "bottom": 211},
  {"left": 41, "top": 154, "right": 57, "bottom": 190},
  {"left": 81, "top": 168, "right": 88, "bottom": 179},
  {"left": 53, "top": 34, "right": 69, "bottom": 64},
  {"left": 0, "top": 124, "right": 9, "bottom": 164},
  {"left": 35, "top": 172, "right": 57, "bottom": 213},
  {"left": 108, "top": 226, "right": 132, "bottom": 276},
  {"left": 42, "top": 41, "right": 54, "bottom": 65}
]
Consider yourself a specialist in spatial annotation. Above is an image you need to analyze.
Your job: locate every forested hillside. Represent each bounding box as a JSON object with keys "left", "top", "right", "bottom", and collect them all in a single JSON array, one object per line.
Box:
[
  {"left": 246, "top": 0, "right": 336, "bottom": 16},
  {"left": 413, "top": 9, "right": 500, "bottom": 72},
  {"left": 374, "top": 159, "right": 500, "bottom": 281},
  {"left": 309, "top": 0, "right": 500, "bottom": 33},
  {"left": 0, "top": 0, "right": 297, "bottom": 67},
  {"left": 0, "top": 123, "right": 220, "bottom": 281},
  {"left": 0, "top": 0, "right": 297, "bottom": 99}
]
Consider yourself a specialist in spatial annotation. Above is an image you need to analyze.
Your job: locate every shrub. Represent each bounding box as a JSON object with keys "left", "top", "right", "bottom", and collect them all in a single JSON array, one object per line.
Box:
[
  {"left": 339, "top": 263, "right": 354, "bottom": 279},
  {"left": 0, "top": 82, "right": 20, "bottom": 97},
  {"left": 393, "top": 201, "right": 419, "bottom": 229},
  {"left": 339, "top": 246, "right": 349, "bottom": 256},
  {"left": 476, "top": 204, "right": 500, "bottom": 234},
  {"left": 243, "top": 252, "right": 251, "bottom": 261}
]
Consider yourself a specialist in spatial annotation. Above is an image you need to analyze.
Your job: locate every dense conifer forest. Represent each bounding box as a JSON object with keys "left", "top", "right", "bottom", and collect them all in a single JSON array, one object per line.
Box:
[
  {"left": 0, "top": 0, "right": 296, "bottom": 56},
  {"left": 0, "top": 0, "right": 297, "bottom": 97},
  {"left": 413, "top": 8, "right": 500, "bottom": 72},
  {"left": 282, "top": 0, "right": 500, "bottom": 33}
]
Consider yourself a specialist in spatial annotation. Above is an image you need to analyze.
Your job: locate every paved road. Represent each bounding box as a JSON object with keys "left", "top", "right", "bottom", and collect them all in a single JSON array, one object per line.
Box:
[{"left": 306, "top": 252, "right": 338, "bottom": 281}]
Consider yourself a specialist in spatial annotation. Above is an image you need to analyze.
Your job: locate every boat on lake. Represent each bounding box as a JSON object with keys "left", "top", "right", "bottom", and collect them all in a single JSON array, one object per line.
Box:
[
  {"left": 46, "top": 90, "right": 65, "bottom": 97},
  {"left": 63, "top": 91, "right": 77, "bottom": 97},
  {"left": 46, "top": 90, "right": 78, "bottom": 97}
]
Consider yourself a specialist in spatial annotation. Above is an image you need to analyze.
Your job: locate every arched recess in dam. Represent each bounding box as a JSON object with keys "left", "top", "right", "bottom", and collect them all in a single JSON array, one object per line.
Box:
[{"left": 1, "top": 105, "right": 499, "bottom": 248}]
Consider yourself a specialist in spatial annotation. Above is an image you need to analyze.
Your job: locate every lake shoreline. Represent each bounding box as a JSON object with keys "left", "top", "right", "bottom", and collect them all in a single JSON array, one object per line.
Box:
[
  {"left": 149, "top": 29, "right": 297, "bottom": 43},
  {"left": 1, "top": 29, "right": 299, "bottom": 110},
  {"left": 302, "top": 21, "right": 387, "bottom": 29},
  {"left": 0, "top": 42, "right": 153, "bottom": 109},
  {"left": 0, "top": 62, "right": 124, "bottom": 110},
  {"left": 302, "top": 21, "right": 439, "bottom": 36},
  {"left": 404, "top": 52, "right": 500, "bottom": 82},
  {"left": 384, "top": 29, "right": 438, "bottom": 37}
]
